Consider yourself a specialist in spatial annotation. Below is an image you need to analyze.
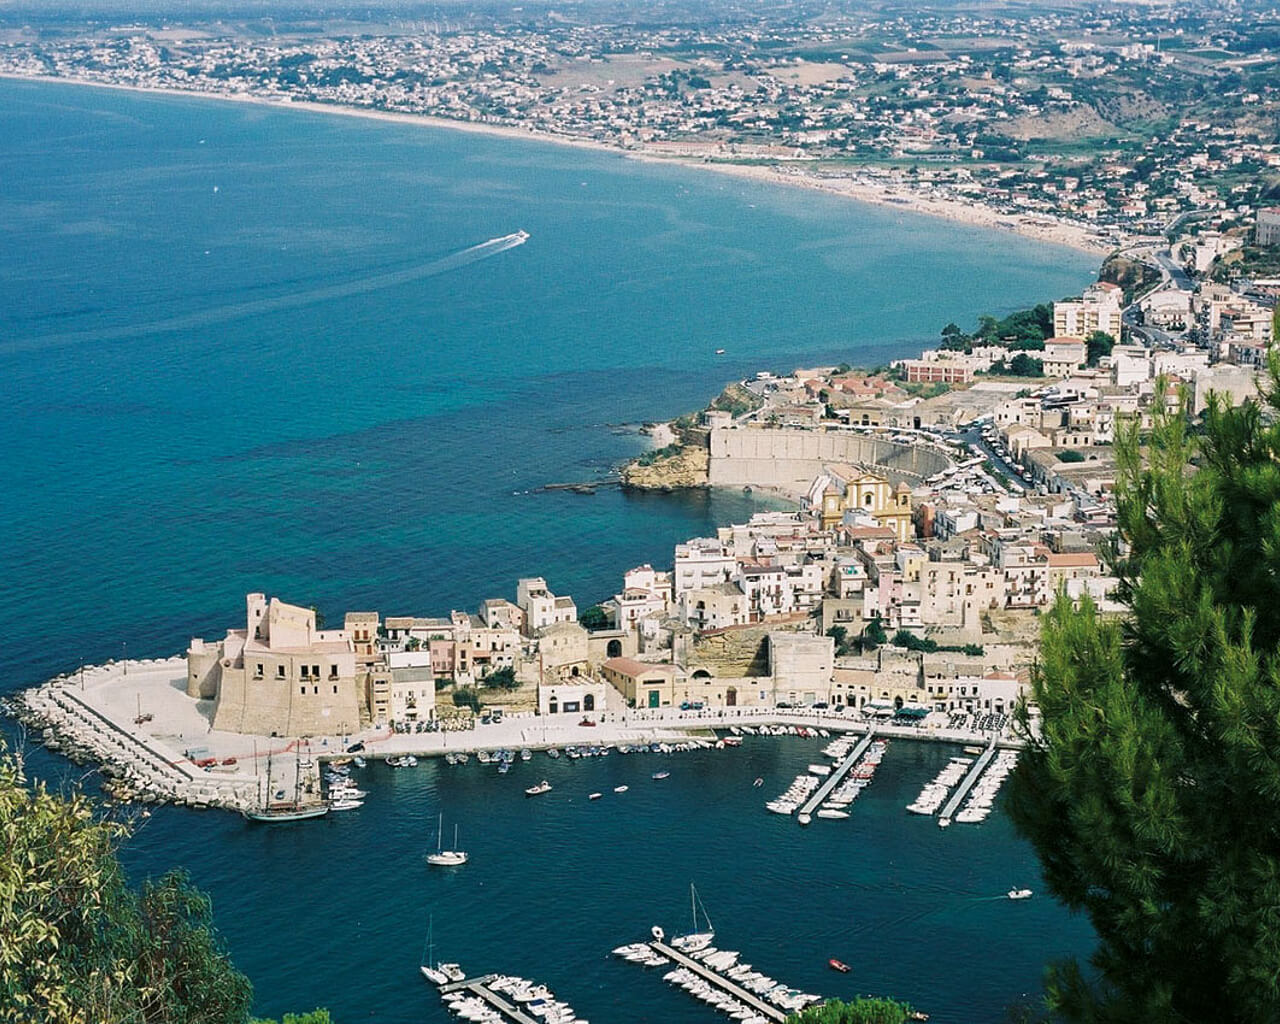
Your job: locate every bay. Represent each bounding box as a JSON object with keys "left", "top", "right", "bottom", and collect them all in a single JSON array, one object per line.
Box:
[{"left": 0, "top": 78, "right": 1097, "bottom": 1022}]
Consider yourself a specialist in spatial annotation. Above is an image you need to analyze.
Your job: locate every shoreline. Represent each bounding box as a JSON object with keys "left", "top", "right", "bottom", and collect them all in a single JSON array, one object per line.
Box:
[
  {"left": 0, "top": 71, "right": 1110, "bottom": 258},
  {"left": 8, "top": 656, "right": 1021, "bottom": 815}
]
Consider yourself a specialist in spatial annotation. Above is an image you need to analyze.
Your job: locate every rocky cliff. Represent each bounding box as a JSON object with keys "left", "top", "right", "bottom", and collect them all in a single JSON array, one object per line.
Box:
[{"left": 620, "top": 443, "right": 710, "bottom": 491}]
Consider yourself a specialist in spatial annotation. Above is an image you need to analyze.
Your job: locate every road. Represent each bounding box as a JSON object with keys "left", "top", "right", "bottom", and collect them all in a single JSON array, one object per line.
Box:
[{"left": 958, "top": 426, "right": 1027, "bottom": 491}]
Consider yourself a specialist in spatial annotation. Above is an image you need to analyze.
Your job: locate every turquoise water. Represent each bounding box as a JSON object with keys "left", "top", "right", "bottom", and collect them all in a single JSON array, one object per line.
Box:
[{"left": 0, "top": 79, "right": 1097, "bottom": 1021}]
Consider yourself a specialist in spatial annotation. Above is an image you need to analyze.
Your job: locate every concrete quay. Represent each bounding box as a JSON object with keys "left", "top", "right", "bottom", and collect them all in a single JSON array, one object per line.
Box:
[{"left": 6, "top": 656, "right": 1022, "bottom": 815}]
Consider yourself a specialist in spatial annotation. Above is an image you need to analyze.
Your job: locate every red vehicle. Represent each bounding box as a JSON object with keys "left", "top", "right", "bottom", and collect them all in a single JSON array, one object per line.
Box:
[
  {"left": 579, "top": 717, "right": 597, "bottom": 727},
  {"left": 194, "top": 757, "right": 218, "bottom": 768}
]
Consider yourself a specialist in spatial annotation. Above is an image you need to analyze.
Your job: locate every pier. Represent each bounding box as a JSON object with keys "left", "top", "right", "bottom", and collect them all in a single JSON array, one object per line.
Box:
[
  {"left": 648, "top": 940, "right": 789, "bottom": 1023},
  {"left": 796, "top": 730, "right": 876, "bottom": 823},
  {"left": 938, "top": 739, "right": 998, "bottom": 826},
  {"left": 437, "top": 975, "right": 541, "bottom": 1024}
]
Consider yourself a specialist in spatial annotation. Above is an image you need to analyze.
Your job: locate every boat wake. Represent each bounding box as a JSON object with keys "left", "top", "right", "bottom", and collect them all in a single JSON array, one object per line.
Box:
[{"left": 5, "top": 230, "right": 530, "bottom": 355}]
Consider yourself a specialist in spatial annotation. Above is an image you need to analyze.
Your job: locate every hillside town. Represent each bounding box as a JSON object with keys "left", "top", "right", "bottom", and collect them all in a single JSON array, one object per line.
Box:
[{"left": 2, "top": 2, "right": 1279, "bottom": 247}]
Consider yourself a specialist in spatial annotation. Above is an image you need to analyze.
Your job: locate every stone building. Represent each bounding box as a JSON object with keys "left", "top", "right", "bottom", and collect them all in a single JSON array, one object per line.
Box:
[{"left": 188, "top": 593, "right": 362, "bottom": 738}]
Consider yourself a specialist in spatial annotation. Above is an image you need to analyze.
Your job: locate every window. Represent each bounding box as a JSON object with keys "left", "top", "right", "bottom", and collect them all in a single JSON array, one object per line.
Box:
[
  {"left": 254, "top": 664, "right": 263, "bottom": 679},
  {"left": 313, "top": 686, "right": 318, "bottom": 695},
  {"left": 333, "top": 685, "right": 338, "bottom": 694},
  {"left": 312, "top": 665, "right": 320, "bottom": 679},
  {"left": 300, "top": 686, "right": 306, "bottom": 695},
  {"left": 329, "top": 665, "right": 338, "bottom": 679},
  {"left": 276, "top": 666, "right": 285, "bottom": 679}
]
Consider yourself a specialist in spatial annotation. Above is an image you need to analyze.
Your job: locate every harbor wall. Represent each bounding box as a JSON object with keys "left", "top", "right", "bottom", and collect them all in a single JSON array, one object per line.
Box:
[{"left": 708, "top": 426, "right": 953, "bottom": 492}]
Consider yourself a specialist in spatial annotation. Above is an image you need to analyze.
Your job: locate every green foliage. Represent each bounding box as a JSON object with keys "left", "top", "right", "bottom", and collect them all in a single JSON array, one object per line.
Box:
[
  {"left": 891, "top": 631, "right": 983, "bottom": 656},
  {"left": 253, "top": 1012, "right": 333, "bottom": 1024},
  {"left": 482, "top": 666, "right": 518, "bottom": 690},
  {"left": 893, "top": 629, "right": 937, "bottom": 652},
  {"left": 1008, "top": 369, "right": 1280, "bottom": 1020},
  {"left": 1006, "top": 353, "right": 1045, "bottom": 377},
  {"left": 636, "top": 442, "right": 684, "bottom": 467},
  {"left": 863, "top": 616, "right": 887, "bottom": 648},
  {"left": 1085, "top": 330, "right": 1115, "bottom": 367},
  {"left": 975, "top": 304, "right": 1053, "bottom": 345},
  {"left": 825, "top": 625, "right": 856, "bottom": 657},
  {"left": 579, "top": 605, "right": 611, "bottom": 631},
  {"left": 452, "top": 687, "right": 481, "bottom": 711},
  {"left": 787, "top": 995, "right": 915, "bottom": 1023},
  {"left": 0, "top": 745, "right": 254, "bottom": 1023},
  {"left": 1057, "top": 449, "right": 1087, "bottom": 463}
]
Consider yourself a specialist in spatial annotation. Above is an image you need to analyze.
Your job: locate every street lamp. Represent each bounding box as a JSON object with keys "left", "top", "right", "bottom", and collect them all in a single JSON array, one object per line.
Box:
[{"left": 122, "top": 642, "right": 127, "bottom": 676}]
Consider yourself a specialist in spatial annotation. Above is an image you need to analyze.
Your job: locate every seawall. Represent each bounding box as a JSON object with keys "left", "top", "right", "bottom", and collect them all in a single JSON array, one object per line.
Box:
[{"left": 708, "top": 425, "right": 954, "bottom": 492}]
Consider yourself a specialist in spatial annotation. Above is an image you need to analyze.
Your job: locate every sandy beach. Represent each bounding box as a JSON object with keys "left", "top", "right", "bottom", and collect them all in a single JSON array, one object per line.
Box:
[{"left": 1, "top": 71, "right": 1112, "bottom": 258}]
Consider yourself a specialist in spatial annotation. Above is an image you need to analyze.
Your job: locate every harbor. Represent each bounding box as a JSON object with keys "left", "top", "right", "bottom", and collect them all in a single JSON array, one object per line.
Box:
[
  {"left": 429, "top": 969, "right": 587, "bottom": 1024},
  {"left": 6, "top": 656, "right": 1021, "bottom": 815},
  {"left": 938, "top": 740, "right": 999, "bottom": 827},
  {"left": 795, "top": 731, "right": 877, "bottom": 825}
]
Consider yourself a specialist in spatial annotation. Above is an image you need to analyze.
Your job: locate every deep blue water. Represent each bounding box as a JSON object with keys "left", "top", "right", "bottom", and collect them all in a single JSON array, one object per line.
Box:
[{"left": 0, "top": 78, "right": 1097, "bottom": 1022}]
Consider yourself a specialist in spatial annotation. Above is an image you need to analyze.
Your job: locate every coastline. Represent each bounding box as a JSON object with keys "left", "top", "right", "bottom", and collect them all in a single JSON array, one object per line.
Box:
[
  {"left": 9, "top": 656, "right": 1021, "bottom": 816},
  {"left": 0, "top": 71, "right": 1110, "bottom": 258}
]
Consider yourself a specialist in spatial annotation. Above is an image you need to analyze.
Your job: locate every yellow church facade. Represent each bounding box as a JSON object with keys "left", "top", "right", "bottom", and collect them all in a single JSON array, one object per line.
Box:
[{"left": 819, "top": 465, "right": 913, "bottom": 541}]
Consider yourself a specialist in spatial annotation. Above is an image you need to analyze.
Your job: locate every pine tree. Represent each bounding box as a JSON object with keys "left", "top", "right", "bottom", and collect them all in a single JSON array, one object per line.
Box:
[{"left": 1008, "top": 372, "right": 1280, "bottom": 1021}]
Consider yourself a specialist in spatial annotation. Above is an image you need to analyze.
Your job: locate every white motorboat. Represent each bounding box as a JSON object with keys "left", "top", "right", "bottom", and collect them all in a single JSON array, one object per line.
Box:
[
  {"left": 526, "top": 780, "right": 553, "bottom": 796},
  {"left": 816, "top": 809, "right": 849, "bottom": 820},
  {"left": 613, "top": 785, "right": 628, "bottom": 793},
  {"left": 1007, "top": 888, "right": 1033, "bottom": 900},
  {"left": 588, "top": 792, "right": 602, "bottom": 800}
]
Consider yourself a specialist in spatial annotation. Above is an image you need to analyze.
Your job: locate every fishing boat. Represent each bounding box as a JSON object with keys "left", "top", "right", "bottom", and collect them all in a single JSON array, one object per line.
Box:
[
  {"left": 426, "top": 814, "right": 469, "bottom": 866},
  {"left": 828, "top": 958, "right": 850, "bottom": 973},
  {"left": 613, "top": 785, "right": 629, "bottom": 793},
  {"left": 1007, "top": 888, "right": 1033, "bottom": 900},
  {"left": 652, "top": 771, "right": 670, "bottom": 780},
  {"left": 526, "top": 780, "right": 552, "bottom": 796}
]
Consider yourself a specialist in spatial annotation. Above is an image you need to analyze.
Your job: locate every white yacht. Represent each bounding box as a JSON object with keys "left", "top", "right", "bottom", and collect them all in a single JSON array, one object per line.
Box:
[{"left": 426, "top": 814, "right": 469, "bottom": 866}]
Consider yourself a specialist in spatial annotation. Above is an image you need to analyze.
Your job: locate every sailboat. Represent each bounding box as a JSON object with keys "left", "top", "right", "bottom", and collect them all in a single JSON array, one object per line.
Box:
[
  {"left": 242, "top": 751, "right": 329, "bottom": 823},
  {"left": 419, "top": 915, "right": 448, "bottom": 986},
  {"left": 425, "top": 813, "right": 468, "bottom": 866},
  {"left": 670, "top": 883, "right": 715, "bottom": 951}
]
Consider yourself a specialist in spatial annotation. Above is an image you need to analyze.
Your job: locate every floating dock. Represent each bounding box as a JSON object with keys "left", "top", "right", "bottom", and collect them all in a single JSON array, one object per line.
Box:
[
  {"left": 938, "top": 739, "right": 998, "bottom": 826},
  {"left": 796, "top": 730, "right": 876, "bottom": 823},
  {"left": 647, "top": 940, "right": 789, "bottom": 1023},
  {"left": 437, "top": 975, "right": 544, "bottom": 1024}
]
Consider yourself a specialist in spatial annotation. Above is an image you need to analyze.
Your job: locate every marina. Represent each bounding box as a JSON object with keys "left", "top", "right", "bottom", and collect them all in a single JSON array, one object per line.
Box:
[
  {"left": 938, "top": 741, "right": 999, "bottom": 827},
  {"left": 795, "top": 731, "right": 877, "bottom": 825},
  {"left": 432, "top": 973, "right": 586, "bottom": 1024}
]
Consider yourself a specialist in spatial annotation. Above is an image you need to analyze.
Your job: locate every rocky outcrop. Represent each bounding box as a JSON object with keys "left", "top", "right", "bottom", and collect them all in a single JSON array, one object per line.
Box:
[{"left": 621, "top": 443, "right": 710, "bottom": 492}]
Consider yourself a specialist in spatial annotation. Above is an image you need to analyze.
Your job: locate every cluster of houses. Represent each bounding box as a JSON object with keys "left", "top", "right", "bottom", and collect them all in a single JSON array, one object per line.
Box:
[{"left": 185, "top": 450, "right": 1123, "bottom": 741}]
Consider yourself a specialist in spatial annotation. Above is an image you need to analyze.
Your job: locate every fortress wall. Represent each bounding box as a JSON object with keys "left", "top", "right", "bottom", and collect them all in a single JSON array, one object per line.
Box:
[{"left": 708, "top": 427, "right": 953, "bottom": 490}]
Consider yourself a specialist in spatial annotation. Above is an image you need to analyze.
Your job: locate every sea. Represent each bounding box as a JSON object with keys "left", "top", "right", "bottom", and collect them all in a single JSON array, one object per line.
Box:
[{"left": 0, "top": 78, "right": 1097, "bottom": 1023}]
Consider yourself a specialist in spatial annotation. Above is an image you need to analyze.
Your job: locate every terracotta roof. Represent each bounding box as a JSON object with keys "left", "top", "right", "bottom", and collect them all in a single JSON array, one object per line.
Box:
[{"left": 1047, "top": 552, "right": 1099, "bottom": 568}]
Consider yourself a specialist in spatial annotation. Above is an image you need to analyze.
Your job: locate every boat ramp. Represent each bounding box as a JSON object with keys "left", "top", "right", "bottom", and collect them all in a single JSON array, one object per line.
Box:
[
  {"left": 795, "top": 730, "right": 877, "bottom": 824},
  {"left": 937, "top": 739, "right": 998, "bottom": 827}
]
